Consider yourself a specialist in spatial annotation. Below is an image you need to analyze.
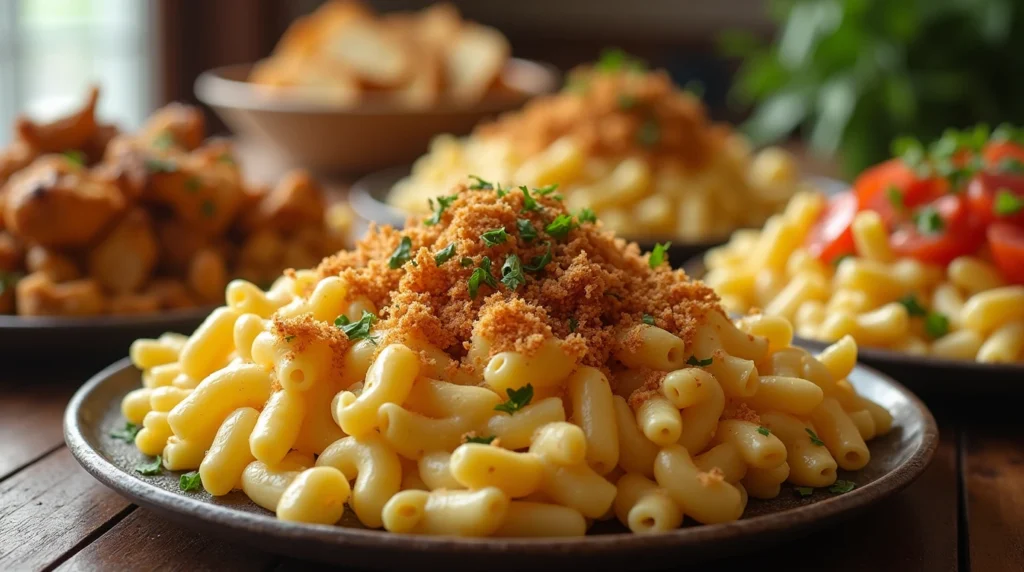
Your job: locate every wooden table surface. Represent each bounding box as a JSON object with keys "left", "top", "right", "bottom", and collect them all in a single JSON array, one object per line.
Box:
[{"left": 0, "top": 356, "right": 1021, "bottom": 572}]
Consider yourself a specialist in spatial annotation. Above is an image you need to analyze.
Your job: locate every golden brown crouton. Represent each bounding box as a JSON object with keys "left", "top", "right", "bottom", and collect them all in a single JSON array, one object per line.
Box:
[
  {"left": 88, "top": 208, "right": 159, "bottom": 294},
  {"left": 25, "top": 246, "right": 80, "bottom": 282},
  {"left": 15, "top": 86, "right": 100, "bottom": 154},
  {"left": 15, "top": 272, "right": 105, "bottom": 316}
]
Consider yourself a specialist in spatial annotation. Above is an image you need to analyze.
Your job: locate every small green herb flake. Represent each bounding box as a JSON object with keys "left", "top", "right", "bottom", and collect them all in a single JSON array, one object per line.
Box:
[
  {"left": 152, "top": 130, "right": 176, "bottom": 150},
  {"left": 179, "top": 471, "right": 202, "bottom": 492},
  {"left": 915, "top": 207, "right": 944, "bottom": 235},
  {"left": 641, "top": 314, "right": 655, "bottom": 325},
  {"left": 468, "top": 258, "right": 498, "bottom": 298},
  {"left": 886, "top": 186, "right": 904, "bottom": 210},
  {"left": 524, "top": 242, "right": 553, "bottom": 273},
  {"left": 595, "top": 47, "right": 646, "bottom": 73},
  {"left": 460, "top": 256, "right": 474, "bottom": 267},
  {"left": 110, "top": 422, "right": 141, "bottom": 443},
  {"left": 892, "top": 137, "right": 925, "bottom": 170},
  {"left": 284, "top": 335, "right": 295, "bottom": 343},
  {"left": 577, "top": 208, "right": 598, "bottom": 224},
  {"left": 200, "top": 200, "right": 215, "bottom": 218},
  {"left": 145, "top": 158, "right": 177, "bottom": 173},
  {"left": 534, "top": 184, "right": 559, "bottom": 196},
  {"left": 184, "top": 177, "right": 202, "bottom": 192},
  {"left": 687, "top": 355, "right": 713, "bottom": 367},
  {"left": 794, "top": 486, "right": 814, "bottom": 497},
  {"left": 217, "top": 153, "right": 235, "bottom": 165},
  {"left": 520, "top": 186, "right": 542, "bottom": 213},
  {"left": 136, "top": 455, "right": 163, "bottom": 476},
  {"left": 424, "top": 194, "right": 457, "bottom": 226},
  {"left": 757, "top": 426, "right": 771, "bottom": 437},
  {"left": 465, "top": 435, "right": 496, "bottom": 445},
  {"left": 388, "top": 236, "right": 413, "bottom": 269},
  {"left": 569, "top": 317, "right": 579, "bottom": 333},
  {"left": 994, "top": 189, "right": 1024, "bottom": 216},
  {"left": 63, "top": 150, "right": 86, "bottom": 166},
  {"left": 637, "top": 119, "right": 660, "bottom": 147},
  {"left": 997, "top": 158, "right": 1024, "bottom": 175},
  {"left": 924, "top": 312, "right": 950, "bottom": 339},
  {"left": 468, "top": 175, "right": 494, "bottom": 190},
  {"left": 806, "top": 428, "right": 825, "bottom": 446},
  {"left": 500, "top": 254, "right": 526, "bottom": 291},
  {"left": 898, "top": 294, "right": 928, "bottom": 317},
  {"left": 335, "top": 310, "right": 378, "bottom": 342},
  {"left": 434, "top": 242, "right": 457, "bottom": 266},
  {"left": 481, "top": 227, "right": 508, "bottom": 247},
  {"left": 495, "top": 183, "right": 508, "bottom": 198},
  {"left": 829, "top": 480, "right": 856, "bottom": 494},
  {"left": 648, "top": 242, "right": 671, "bottom": 268},
  {"left": 617, "top": 94, "right": 637, "bottom": 110},
  {"left": 516, "top": 218, "right": 538, "bottom": 243},
  {"left": 545, "top": 214, "right": 577, "bottom": 240},
  {"left": 494, "top": 384, "right": 534, "bottom": 414}
]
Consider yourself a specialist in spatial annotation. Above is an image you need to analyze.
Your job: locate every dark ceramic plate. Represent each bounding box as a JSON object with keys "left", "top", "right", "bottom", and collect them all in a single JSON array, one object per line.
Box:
[
  {"left": 683, "top": 257, "right": 1024, "bottom": 397},
  {"left": 0, "top": 307, "right": 212, "bottom": 361},
  {"left": 349, "top": 167, "right": 849, "bottom": 265},
  {"left": 65, "top": 358, "right": 936, "bottom": 570}
]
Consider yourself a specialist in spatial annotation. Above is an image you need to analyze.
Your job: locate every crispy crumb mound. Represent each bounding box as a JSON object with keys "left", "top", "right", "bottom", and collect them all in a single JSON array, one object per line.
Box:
[
  {"left": 722, "top": 401, "right": 761, "bottom": 424},
  {"left": 272, "top": 313, "right": 350, "bottom": 372},
  {"left": 626, "top": 370, "right": 668, "bottom": 410},
  {"left": 313, "top": 182, "right": 721, "bottom": 370},
  {"left": 697, "top": 467, "right": 725, "bottom": 487}
]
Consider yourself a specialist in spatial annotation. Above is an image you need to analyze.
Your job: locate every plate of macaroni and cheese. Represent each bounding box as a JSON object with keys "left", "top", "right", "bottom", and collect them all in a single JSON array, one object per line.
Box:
[
  {"left": 0, "top": 88, "right": 351, "bottom": 354},
  {"left": 700, "top": 125, "right": 1024, "bottom": 393},
  {"left": 366, "top": 51, "right": 828, "bottom": 260},
  {"left": 66, "top": 180, "right": 936, "bottom": 568}
]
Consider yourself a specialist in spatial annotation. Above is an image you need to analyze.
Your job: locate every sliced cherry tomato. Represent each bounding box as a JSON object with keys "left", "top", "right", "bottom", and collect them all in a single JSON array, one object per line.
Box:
[
  {"left": 853, "top": 159, "right": 946, "bottom": 228},
  {"left": 889, "top": 195, "right": 987, "bottom": 266},
  {"left": 983, "top": 141, "right": 1024, "bottom": 168},
  {"left": 966, "top": 171, "right": 1024, "bottom": 227},
  {"left": 805, "top": 192, "right": 858, "bottom": 263},
  {"left": 988, "top": 223, "right": 1024, "bottom": 284}
]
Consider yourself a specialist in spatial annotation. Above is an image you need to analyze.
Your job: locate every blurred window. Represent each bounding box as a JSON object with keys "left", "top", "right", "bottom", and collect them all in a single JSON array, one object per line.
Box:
[{"left": 0, "top": 0, "right": 154, "bottom": 143}]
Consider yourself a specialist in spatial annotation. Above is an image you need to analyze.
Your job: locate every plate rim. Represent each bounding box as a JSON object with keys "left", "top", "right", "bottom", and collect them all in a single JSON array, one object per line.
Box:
[
  {"left": 0, "top": 305, "right": 216, "bottom": 331},
  {"left": 65, "top": 357, "right": 938, "bottom": 557}
]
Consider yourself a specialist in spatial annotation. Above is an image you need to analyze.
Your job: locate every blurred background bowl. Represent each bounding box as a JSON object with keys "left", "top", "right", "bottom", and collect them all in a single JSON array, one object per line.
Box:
[{"left": 194, "top": 59, "right": 559, "bottom": 177}]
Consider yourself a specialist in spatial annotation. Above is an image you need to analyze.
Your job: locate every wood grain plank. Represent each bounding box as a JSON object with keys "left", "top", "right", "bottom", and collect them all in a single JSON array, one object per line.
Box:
[
  {"left": 0, "top": 448, "right": 132, "bottom": 571},
  {"left": 718, "top": 426, "right": 959, "bottom": 572},
  {"left": 55, "top": 508, "right": 278, "bottom": 572},
  {"left": 0, "top": 381, "right": 77, "bottom": 480},
  {"left": 964, "top": 426, "right": 1024, "bottom": 570}
]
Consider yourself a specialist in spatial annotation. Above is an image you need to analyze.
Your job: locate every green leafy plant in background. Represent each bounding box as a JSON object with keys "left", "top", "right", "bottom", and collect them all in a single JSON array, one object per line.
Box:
[{"left": 721, "top": 0, "right": 1024, "bottom": 178}]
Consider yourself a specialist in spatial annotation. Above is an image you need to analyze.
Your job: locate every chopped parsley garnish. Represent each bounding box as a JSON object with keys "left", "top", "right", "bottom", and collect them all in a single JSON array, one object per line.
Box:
[
  {"left": 829, "top": 480, "right": 856, "bottom": 494},
  {"left": 520, "top": 186, "right": 542, "bottom": 213},
  {"left": 460, "top": 256, "right": 474, "bottom": 267},
  {"left": 687, "top": 355, "right": 713, "bottom": 367},
  {"left": 63, "top": 150, "right": 86, "bottom": 166},
  {"left": 569, "top": 317, "right": 578, "bottom": 332},
  {"left": 892, "top": 136, "right": 926, "bottom": 173},
  {"left": 284, "top": 335, "right": 295, "bottom": 343},
  {"left": 794, "top": 486, "right": 814, "bottom": 497},
  {"left": 434, "top": 242, "right": 457, "bottom": 266},
  {"left": 757, "top": 426, "right": 771, "bottom": 437},
  {"left": 468, "top": 175, "right": 493, "bottom": 190},
  {"left": 914, "top": 207, "right": 944, "bottom": 235},
  {"left": 465, "top": 435, "right": 496, "bottom": 445},
  {"left": 388, "top": 236, "right": 413, "bottom": 269},
  {"left": 424, "top": 194, "right": 457, "bottom": 226},
  {"left": 144, "top": 158, "right": 177, "bottom": 173},
  {"left": 179, "top": 471, "right": 202, "bottom": 492},
  {"left": 886, "top": 186, "right": 904, "bottom": 210},
  {"left": 595, "top": 47, "right": 646, "bottom": 73},
  {"left": 641, "top": 314, "right": 655, "bottom": 325},
  {"left": 500, "top": 254, "right": 526, "bottom": 291},
  {"left": 217, "top": 153, "right": 235, "bottom": 164},
  {"left": 110, "top": 422, "right": 141, "bottom": 443},
  {"left": 806, "top": 428, "right": 825, "bottom": 446},
  {"left": 184, "top": 177, "right": 202, "bottom": 192},
  {"left": 648, "top": 242, "right": 671, "bottom": 268},
  {"left": 136, "top": 455, "right": 163, "bottom": 476},
  {"left": 924, "top": 312, "right": 950, "bottom": 339},
  {"left": 0, "top": 270, "right": 21, "bottom": 296},
  {"left": 495, "top": 183, "right": 508, "bottom": 198},
  {"left": 534, "top": 184, "right": 559, "bottom": 196},
  {"left": 200, "top": 200, "right": 215, "bottom": 218},
  {"left": 994, "top": 189, "right": 1024, "bottom": 216},
  {"left": 494, "top": 384, "right": 534, "bottom": 414},
  {"left": 335, "top": 311, "right": 378, "bottom": 343},
  {"left": 481, "top": 227, "right": 508, "bottom": 247},
  {"left": 577, "top": 208, "right": 598, "bottom": 224},
  {"left": 524, "top": 242, "right": 552, "bottom": 273},
  {"left": 997, "top": 158, "right": 1024, "bottom": 175},
  {"left": 516, "top": 218, "right": 538, "bottom": 242},
  {"left": 617, "top": 94, "right": 637, "bottom": 110},
  {"left": 468, "top": 257, "right": 498, "bottom": 298},
  {"left": 898, "top": 294, "right": 928, "bottom": 317},
  {"left": 636, "top": 118, "right": 660, "bottom": 147},
  {"left": 152, "top": 130, "right": 176, "bottom": 150},
  {"left": 545, "top": 214, "right": 577, "bottom": 240}
]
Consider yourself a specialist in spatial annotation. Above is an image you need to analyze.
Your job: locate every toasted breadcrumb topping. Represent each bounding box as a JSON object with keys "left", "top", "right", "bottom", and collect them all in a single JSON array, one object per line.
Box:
[
  {"left": 722, "top": 401, "right": 762, "bottom": 424},
  {"left": 697, "top": 467, "right": 726, "bottom": 487},
  {"left": 310, "top": 182, "right": 719, "bottom": 375}
]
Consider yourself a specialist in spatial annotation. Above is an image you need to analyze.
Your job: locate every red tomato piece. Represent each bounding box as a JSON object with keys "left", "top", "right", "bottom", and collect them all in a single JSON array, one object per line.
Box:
[
  {"left": 983, "top": 141, "right": 1024, "bottom": 167},
  {"left": 966, "top": 171, "right": 1024, "bottom": 227},
  {"left": 889, "top": 195, "right": 986, "bottom": 266},
  {"left": 988, "top": 223, "right": 1024, "bottom": 284},
  {"left": 853, "top": 159, "right": 946, "bottom": 228},
  {"left": 805, "top": 192, "right": 859, "bottom": 263}
]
